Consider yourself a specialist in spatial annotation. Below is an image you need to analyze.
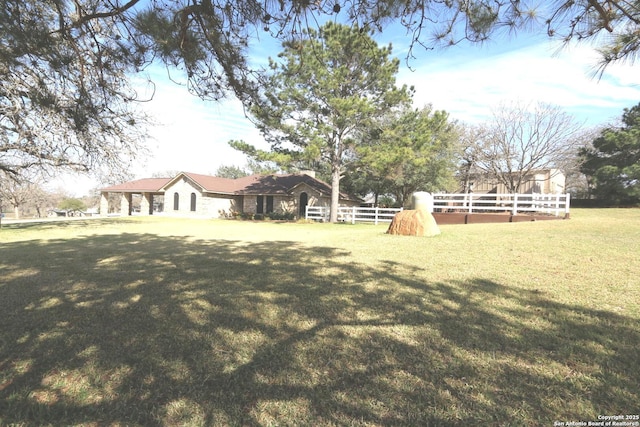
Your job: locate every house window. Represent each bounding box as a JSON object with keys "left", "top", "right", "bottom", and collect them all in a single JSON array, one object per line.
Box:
[
  {"left": 190, "top": 193, "right": 197, "bottom": 212},
  {"left": 266, "top": 196, "right": 274, "bottom": 214},
  {"left": 256, "top": 195, "right": 264, "bottom": 214},
  {"left": 173, "top": 193, "right": 179, "bottom": 211}
]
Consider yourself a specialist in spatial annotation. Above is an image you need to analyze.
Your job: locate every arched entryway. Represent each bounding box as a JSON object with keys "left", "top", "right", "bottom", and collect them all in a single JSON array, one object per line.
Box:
[{"left": 299, "top": 192, "right": 308, "bottom": 218}]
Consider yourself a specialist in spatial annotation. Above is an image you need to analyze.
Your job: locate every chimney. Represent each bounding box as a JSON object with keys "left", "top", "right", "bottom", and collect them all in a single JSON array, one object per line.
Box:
[{"left": 300, "top": 170, "right": 316, "bottom": 178}]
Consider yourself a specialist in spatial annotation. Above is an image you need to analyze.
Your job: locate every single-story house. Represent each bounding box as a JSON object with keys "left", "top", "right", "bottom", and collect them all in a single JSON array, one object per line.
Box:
[{"left": 100, "top": 171, "right": 361, "bottom": 218}]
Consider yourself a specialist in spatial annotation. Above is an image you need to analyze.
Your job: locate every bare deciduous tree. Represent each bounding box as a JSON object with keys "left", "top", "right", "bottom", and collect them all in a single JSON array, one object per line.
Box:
[
  {"left": 0, "top": 173, "right": 38, "bottom": 219},
  {"left": 476, "top": 102, "right": 582, "bottom": 193},
  {"left": 456, "top": 123, "right": 492, "bottom": 193}
]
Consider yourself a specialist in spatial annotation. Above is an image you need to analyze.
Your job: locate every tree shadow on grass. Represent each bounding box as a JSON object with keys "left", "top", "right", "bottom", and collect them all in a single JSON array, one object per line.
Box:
[
  {"left": 0, "top": 233, "right": 638, "bottom": 426},
  {"left": 0, "top": 217, "right": 135, "bottom": 231}
]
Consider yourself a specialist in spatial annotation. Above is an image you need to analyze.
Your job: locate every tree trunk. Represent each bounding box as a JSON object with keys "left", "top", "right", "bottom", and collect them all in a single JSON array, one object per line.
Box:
[{"left": 330, "top": 166, "right": 341, "bottom": 223}]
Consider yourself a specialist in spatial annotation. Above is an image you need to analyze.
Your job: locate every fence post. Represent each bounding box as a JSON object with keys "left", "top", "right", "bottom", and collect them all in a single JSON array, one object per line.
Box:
[
  {"left": 374, "top": 207, "right": 379, "bottom": 225},
  {"left": 305, "top": 205, "right": 308, "bottom": 220},
  {"left": 352, "top": 206, "right": 356, "bottom": 224},
  {"left": 467, "top": 193, "right": 473, "bottom": 213},
  {"left": 565, "top": 193, "right": 571, "bottom": 217},
  {"left": 512, "top": 194, "right": 518, "bottom": 215}
]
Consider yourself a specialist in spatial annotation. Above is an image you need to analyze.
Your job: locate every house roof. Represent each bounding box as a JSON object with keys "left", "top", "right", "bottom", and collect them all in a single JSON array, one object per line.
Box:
[
  {"left": 235, "top": 174, "right": 328, "bottom": 195},
  {"left": 162, "top": 172, "right": 239, "bottom": 194},
  {"left": 102, "top": 172, "right": 361, "bottom": 202},
  {"left": 101, "top": 177, "right": 172, "bottom": 192}
]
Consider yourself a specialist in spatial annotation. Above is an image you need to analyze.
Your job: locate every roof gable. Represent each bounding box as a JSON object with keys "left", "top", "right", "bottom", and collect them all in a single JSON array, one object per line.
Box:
[
  {"left": 237, "top": 174, "right": 361, "bottom": 201},
  {"left": 162, "top": 172, "right": 238, "bottom": 194}
]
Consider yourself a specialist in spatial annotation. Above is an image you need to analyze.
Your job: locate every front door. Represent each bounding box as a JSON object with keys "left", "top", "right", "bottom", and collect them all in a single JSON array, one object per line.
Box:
[
  {"left": 299, "top": 192, "right": 308, "bottom": 218},
  {"left": 256, "top": 195, "right": 264, "bottom": 214}
]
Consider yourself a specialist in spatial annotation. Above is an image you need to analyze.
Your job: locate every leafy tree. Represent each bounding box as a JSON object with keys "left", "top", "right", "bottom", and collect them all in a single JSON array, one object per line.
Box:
[
  {"left": 59, "top": 198, "right": 87, "bottom": 212},
  {"left": 475, "top": 102, "right": 582, "bottom": 193},
  {"left": 455, "top": 123, "right": 492, "bottom": 193},
  {"left": 228, "top": 140, "right": 329, "bottom": 180},
  {"left": 357, "top": 106, "right": 458, "bottom": 207},
  {"left": 580, "top": 103, "right": 640, "bottom": 205},
  {"left": 246, "top": 160, "right": 282, "bottom": 177},
  {"left": 339, "top": 167, "right": 381, "bottom": 202},
  {"left": 238, "top": 22, "right": 412, "bottom": 222},
  {"left": 214, "top": 165, "right": 250, "bottom": 179},
  {"left": 219, "top": 144, "right": 292, "bottom": 178},
  {"left": 213, "top": 163, "right": 283, "bottom": 179}
]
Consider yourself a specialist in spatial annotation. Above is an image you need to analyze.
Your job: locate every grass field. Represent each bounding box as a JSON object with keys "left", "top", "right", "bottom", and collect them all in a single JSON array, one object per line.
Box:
[{"left": 0, "top": 209, "right": 638, "bottom": 426}]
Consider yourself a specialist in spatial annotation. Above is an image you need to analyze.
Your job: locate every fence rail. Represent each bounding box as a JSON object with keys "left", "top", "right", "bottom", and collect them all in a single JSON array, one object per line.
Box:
[
  {"left": 306, "top": 206, "right": 402, "bottom": 224},
  {"left": 306, "top": 193, "right": 570, "bottom": 222},
  {"left": 432, "top": 193, "right": 570, "bottom": 217}
]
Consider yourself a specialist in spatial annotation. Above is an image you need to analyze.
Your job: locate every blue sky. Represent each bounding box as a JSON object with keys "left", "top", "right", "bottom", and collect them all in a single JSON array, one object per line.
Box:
[
  {"left": 56, "top": 26, "right": 640, "bottom": 196},
  {"left": 395, "top": 35, "right": 639, "bottom": 125}
]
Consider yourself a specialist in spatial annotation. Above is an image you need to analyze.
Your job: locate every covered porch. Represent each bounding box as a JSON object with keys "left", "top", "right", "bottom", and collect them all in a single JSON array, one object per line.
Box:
[{"left": 99, "top": 191, "right": 165, "bottom": 216}]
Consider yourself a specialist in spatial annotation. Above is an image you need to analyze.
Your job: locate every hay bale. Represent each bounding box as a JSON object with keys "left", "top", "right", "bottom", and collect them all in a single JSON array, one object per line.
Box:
[{"left": 386, "top": 209, "right": 440, "bottom": 237}]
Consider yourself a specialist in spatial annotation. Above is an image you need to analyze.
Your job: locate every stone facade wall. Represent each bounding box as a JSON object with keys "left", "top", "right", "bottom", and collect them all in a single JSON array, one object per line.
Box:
[
  {"left": 164, "top": 178, "right": 199, "bottom": 215},
  {"left": 289, "top": 184, "right": 323, "bottom": 216},
  {"left": 120, "top": 193, "right": 132, "bottom": 216},
  {"left": 241, "top": 195, "right": 297, "bottom": 215},
  {"left": 99, "top": 193, "right": 109, "bottom": 215},
  {"left": 276, "top": 196, "right": 296, "bottom": 214},
  {"left": 140, "top": 193, "right": 152, "bottom": 215},
  {"left": 242, "top": 196, "right": 258, "bottom": 214},
  {"left": 201, "top": 194, "right": 240, "bottom": 218},
  {"left": 164, "top": 179, "right": 238, "bottom": 218}
]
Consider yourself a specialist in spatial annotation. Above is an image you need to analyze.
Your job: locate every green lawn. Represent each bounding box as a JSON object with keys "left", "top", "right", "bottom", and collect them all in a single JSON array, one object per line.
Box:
[{"left": 0, "top": 210, "right": 639, "bottom": 426}]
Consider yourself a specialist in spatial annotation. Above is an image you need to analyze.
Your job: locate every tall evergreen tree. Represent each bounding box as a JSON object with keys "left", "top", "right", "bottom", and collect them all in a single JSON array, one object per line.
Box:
[
  {"left": 580, "top": 103, "right": 640, "bottom": 205},
  {"left": 239, "top": 22, "right": 412, "bottom": 222}
]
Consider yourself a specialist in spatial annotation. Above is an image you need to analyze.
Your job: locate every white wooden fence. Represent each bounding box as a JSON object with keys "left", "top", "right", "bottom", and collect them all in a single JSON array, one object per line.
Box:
[
  {"left": 306, "top": 206, "right": 402, "bottom": 224},
  {"left": 305, "top": 192, "right": 570, "bottom": 222},
  {"left": 432, "top": 193, "right": 571, "bottom": 217}
]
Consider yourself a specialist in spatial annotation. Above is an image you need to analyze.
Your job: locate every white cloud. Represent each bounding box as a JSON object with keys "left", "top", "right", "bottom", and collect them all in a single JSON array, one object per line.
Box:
[
  {"left": 140, "top": 83, "right": 260, "bottom": 176},
  {"left": 399, "top": 40, "right": 640, "bottom": 125}
]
